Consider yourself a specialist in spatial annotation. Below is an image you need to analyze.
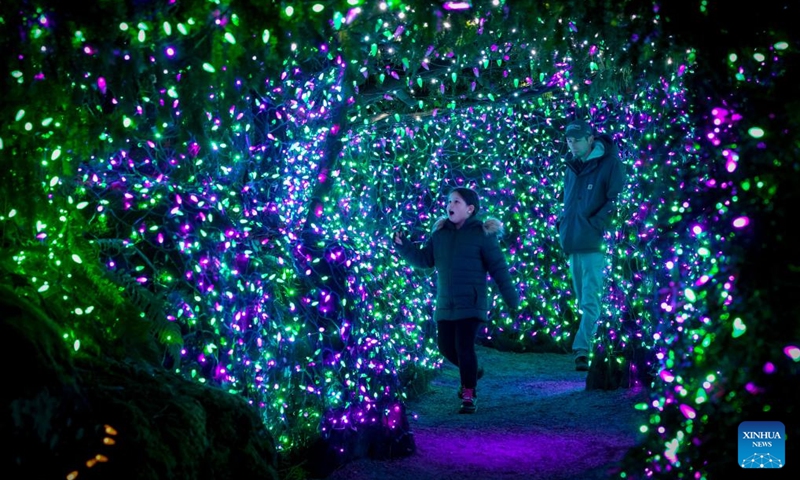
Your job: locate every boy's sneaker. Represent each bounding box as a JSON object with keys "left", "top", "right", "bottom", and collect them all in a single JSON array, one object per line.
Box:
[
  {"left": 457, "top": 366, "right": 484, "bottom": 399},
  {"left": 459, "top": 388, "right": 477, "bottom": 414},
  {"left": 575, "top": 356, "right": 589, "bottom": 371},
  {"left": 457, "top": 385, "right": 478, "bottom": 399}
]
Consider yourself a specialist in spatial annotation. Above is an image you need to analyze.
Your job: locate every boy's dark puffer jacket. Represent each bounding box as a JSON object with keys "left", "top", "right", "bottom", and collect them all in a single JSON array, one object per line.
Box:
[{"left": 395, "top": 215, "right": 519, "bottom": 322}]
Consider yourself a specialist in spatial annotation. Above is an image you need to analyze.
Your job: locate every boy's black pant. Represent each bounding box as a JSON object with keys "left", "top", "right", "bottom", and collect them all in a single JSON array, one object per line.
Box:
[{"left": 437, "top": 318, "right": 481, "bottom": 389}]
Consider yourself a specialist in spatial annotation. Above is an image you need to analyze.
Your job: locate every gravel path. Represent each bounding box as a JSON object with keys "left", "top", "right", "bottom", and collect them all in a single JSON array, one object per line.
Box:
[{"left": 321, "top": 345, "right": 648, "bottom": 480}]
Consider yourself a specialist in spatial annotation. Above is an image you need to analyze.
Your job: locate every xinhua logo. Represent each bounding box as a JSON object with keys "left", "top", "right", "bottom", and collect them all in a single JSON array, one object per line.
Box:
[{"left": 738, "top": 421, "right": 785, "bottom": 469}]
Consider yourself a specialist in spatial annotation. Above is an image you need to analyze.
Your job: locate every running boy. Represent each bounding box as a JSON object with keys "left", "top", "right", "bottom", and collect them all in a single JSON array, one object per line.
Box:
[{"left": 393, "top": 187, "right": 519, "bottom": 413}]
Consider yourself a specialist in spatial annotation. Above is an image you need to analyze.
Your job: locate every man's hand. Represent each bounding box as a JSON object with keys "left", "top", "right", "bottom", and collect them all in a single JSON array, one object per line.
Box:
[{"left": 393, "top": 231, "right": 404, "bottom": 245}]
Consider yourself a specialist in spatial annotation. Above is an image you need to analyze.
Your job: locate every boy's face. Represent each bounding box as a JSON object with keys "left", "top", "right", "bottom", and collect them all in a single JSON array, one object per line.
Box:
[{"left": 447, "top": 192, "right": 473, "bottom": 225}]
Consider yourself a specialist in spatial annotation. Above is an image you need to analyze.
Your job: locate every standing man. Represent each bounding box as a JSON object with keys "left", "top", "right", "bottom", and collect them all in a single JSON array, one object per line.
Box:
[{"left": 557, "top": 120, "right": 626, "bottom": 371}]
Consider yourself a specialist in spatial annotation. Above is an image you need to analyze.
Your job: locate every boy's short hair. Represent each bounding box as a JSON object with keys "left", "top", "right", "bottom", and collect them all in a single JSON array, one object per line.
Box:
[{"left": 451, "top": 187, "right": 480, "bottom": 215}]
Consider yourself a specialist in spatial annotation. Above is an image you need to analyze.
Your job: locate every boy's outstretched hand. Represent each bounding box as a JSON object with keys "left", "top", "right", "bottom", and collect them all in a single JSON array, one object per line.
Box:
[{"left": 393, "top": 231, "right": 404, "bottom": 245}]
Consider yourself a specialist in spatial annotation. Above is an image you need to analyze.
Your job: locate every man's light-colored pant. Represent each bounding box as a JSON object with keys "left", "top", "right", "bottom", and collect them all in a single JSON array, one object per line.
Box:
[{"left": 569, "top": 252, "right": 606, "bottom": 356}]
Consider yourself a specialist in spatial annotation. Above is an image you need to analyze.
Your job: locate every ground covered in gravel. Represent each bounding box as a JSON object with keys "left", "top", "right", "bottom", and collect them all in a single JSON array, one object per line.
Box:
[{"left": 319, "top": 345, "right": 649, "bottom": 480}]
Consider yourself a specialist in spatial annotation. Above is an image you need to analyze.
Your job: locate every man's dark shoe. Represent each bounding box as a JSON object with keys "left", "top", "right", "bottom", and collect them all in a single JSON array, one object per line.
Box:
[{"left": 575, "top": 356, "right": 589, "bottom": 371}]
